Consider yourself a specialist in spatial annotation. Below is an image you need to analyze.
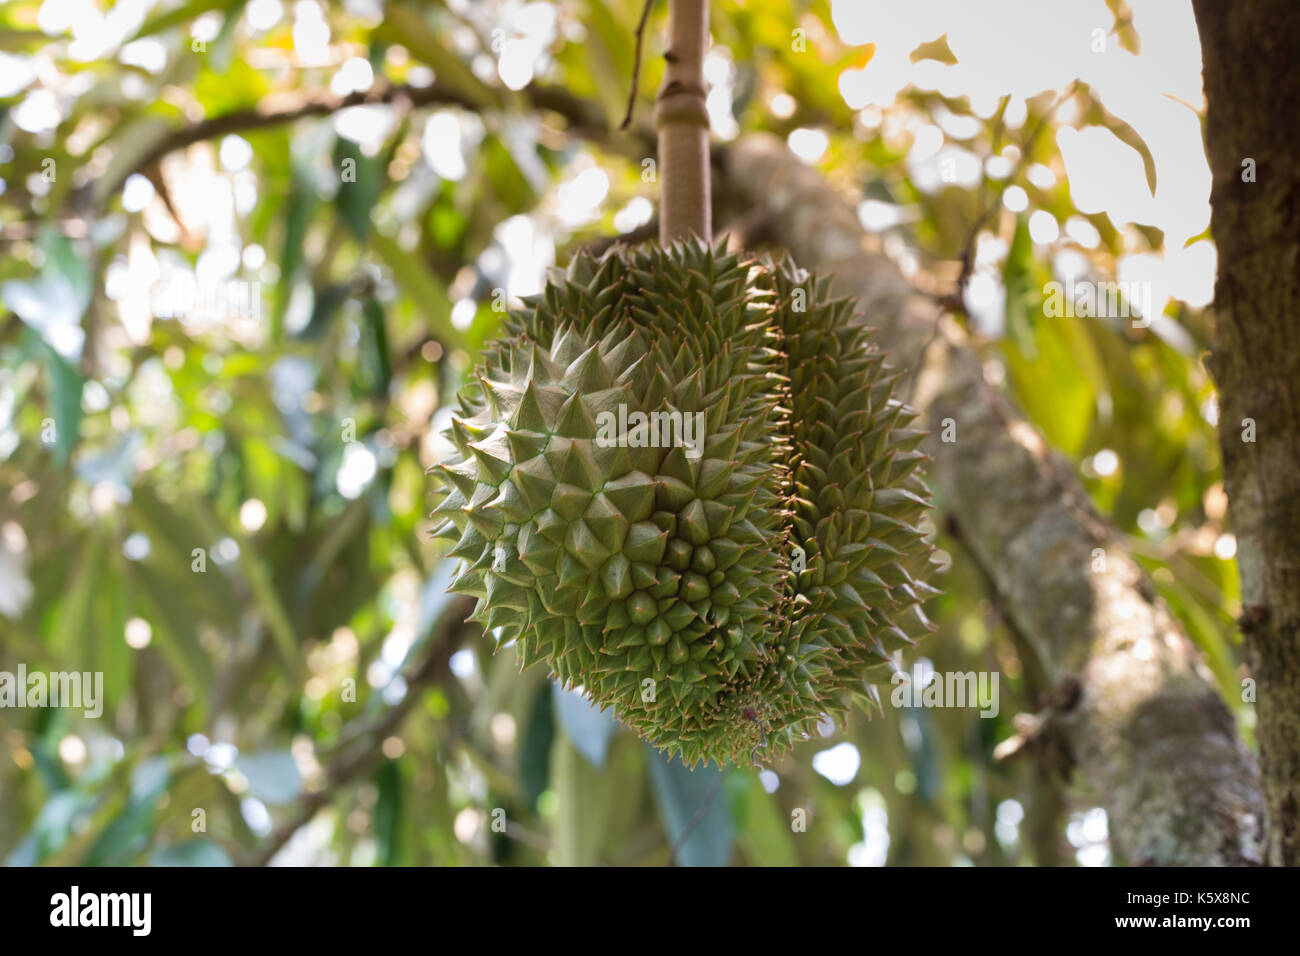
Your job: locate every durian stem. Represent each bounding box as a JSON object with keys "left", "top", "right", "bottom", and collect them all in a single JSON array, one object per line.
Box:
[{"left": 654, "top": 0, "right": 711, "bottom": 244}]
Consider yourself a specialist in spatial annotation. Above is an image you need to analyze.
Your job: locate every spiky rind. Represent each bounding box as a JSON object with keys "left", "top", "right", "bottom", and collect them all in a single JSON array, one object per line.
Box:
[{"left": 431, "top": 239, "right": 939, "bottom": 767}]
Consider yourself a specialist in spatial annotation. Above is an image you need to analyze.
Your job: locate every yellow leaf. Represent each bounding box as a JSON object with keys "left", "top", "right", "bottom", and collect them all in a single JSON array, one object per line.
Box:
[{"left": 853, "top": 42, "right": 877, "bottom": 69}]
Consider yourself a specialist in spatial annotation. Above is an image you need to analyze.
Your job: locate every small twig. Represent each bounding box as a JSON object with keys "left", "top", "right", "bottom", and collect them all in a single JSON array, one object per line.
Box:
[
  {"left": 142, "top": 162, "right": 195, "bottom": 248},
  {"left": 904, "top": 303, "right": 949, "bottom": 393},
  {"left": 88, "top": 80, "right": 631, "bottom": 206},
  {"left": 620, "top": 0, "right": 658, "bottom": 130}
]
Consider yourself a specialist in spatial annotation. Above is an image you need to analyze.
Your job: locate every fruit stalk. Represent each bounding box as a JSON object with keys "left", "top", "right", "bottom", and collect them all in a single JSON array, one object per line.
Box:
[{"left": 653, "top": 0, "right": 711, "bottom": 244}]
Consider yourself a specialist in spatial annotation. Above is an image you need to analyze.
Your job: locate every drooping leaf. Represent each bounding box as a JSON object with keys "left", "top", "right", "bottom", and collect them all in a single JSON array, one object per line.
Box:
[
  {"left": 645, "top": 746, "right": 734, "bottom": 867},
  {"left": 233, "top": 749, "right": 302, "bottom": 805},
  {"left": 369, "top": 230, "right": 460, "bottom": 346},
  {"left": 551, "top": 682, "right": 620, "bottom": 769}
]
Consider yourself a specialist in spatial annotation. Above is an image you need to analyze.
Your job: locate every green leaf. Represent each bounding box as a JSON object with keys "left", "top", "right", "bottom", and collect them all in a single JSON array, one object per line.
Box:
[
  {"left": 645, "top": 745, "right": 734, "bottom": 867},
  {"left": 274, "top": 174, "right": 318, "bottom": 337},
  {"left": 1079, "top": 82, "right": 1157, "bottom": 195},
  {"left": 91, "top": 116, "right": 175, "bottom": 208},
  {"left": 128, "top": 486, "right": 241, "bottom": 620},
  {"left": 6, "top": 232, "right": 90, "bottom": 465},
  {"left": 11, "top": 791, "right": 84, "bottom": 865},
  {"left": 1002, "top": 321, "right": 1096, "bottom": 457},
  {"left": 551, "top": 683, "right": 619, "bottom": 769},
  {"left": 378, "top": 4, "right": 500, "bottom": 111},
  {"left": 550, "top": 732, "right": 643, "bottom": 865},
  {"left": 129, "top": 562, "right": 215, "bottom": 705},
  {"left": 48, "top": 530, "right": 100, "bottom": 657},
  {"left": 1002, "top": 214, "right": 1038, "bottom": 356},
  {"left": 208, "top": 0, "right": 248, "bottom": 74},
  {"left": 730, "top": 771, "right": 798, "bottom": 866},
  {"left": 551, "top": 734, "right": 604, "bottom": 866},
  {"left": 88, "top": 556, "right": 130, "bottom": 708},
  {"left": 132, "top": 0, "right": 237, "bottom": 41},
  {"left": 374, "top": 759, "right": 404, "bottom": 866},
  {"left": 1105, "top": 0, "right": 1141, "bottom": 54},
  {"left": 484, "top": 135, "right": 536, "bottom": 214},
  {"left": 369, "top": 230, "right": 461, "bottom": 347},
  {"left": 574, "top": 0, "right": 634, "bottom": 126},
  {"left": 362, "top": 296, "right": 392, "bottom": 396},
  {"left": 192, "top": 502, "right": 303, "bottom": 680},
  {"left": 333, "top": 137, "right": 382, "bottom": 240},
  {"left": 85, "top": 756, "right": 172, "bottom": 866},
  {"left": 299, "top": 283, "right": 351, "bottom": 342},
  {"left": 233, "top": 750, "right": 302, "bottom": 805},
  {"left": 519, "top": 682, "right": 555, "bottom": 810}
]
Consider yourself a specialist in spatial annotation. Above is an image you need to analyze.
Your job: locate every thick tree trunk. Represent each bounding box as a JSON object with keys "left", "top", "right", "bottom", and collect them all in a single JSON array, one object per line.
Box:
[
  {"left": 1192, "top": 0, "right": 1300, "bottom": 866},
  {"left": 723, "top": 135, "right": 1264, "bottom": 865}
]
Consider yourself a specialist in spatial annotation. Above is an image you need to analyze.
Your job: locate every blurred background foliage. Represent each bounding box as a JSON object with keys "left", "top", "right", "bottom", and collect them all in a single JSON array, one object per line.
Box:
[{"left": 0, "top": 0, "right": 1242, "bottom": 866}]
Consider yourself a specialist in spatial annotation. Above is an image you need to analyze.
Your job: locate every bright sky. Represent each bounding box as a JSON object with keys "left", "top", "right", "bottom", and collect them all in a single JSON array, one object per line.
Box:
[{"left": 829, "top": 0, "right": 1214, "bottom": 329}]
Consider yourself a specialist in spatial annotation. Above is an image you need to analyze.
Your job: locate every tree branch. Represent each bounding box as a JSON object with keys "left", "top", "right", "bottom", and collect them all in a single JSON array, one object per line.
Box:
[{"left": 97, "top": 80, "right": 650, "bottom": 205}]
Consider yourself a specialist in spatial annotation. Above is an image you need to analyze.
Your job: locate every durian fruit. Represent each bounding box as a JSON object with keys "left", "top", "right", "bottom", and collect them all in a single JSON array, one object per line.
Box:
[{"left": 430, "top": 239, "right": 939, "bottom": 767}]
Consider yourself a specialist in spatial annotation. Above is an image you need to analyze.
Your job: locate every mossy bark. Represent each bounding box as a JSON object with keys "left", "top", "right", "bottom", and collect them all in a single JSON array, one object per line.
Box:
[
  {"left": 1193, "top": 0, "right": 1300, "bottom": 866},
  {"left": 723, "top": 134, "right": 1264, "bottom": 865}
]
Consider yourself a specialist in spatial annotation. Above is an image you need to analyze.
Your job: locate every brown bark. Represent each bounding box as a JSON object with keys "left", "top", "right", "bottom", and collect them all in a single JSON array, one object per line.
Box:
[
  {"left": 1192, "top": 0, "right": 1300, "bottom": 866},
  {"left": 723, "top": 134, "right": 1264, "bottom": 865},
  {"left": 654, "top": 0, "right": 711, "bottom": 243}
]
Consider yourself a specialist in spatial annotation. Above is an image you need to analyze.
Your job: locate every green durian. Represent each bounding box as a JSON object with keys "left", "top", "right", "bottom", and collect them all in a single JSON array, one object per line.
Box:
[{"left": 430, "top": 239, "right": 939, "bottom": 767}]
